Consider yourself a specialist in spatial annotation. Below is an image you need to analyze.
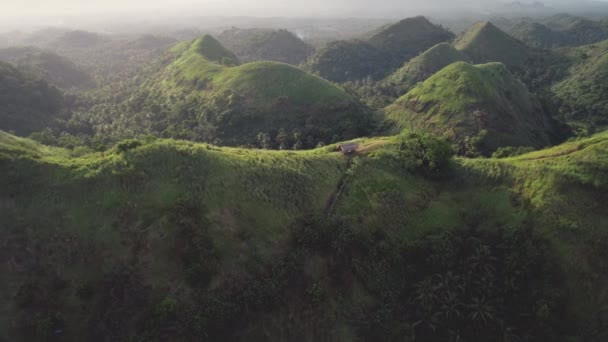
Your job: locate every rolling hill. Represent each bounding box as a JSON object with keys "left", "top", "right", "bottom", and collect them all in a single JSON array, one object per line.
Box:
[
  {"left": 385, "top": 62, "right": 567, "bottom": 155},
  {"left": 365, "top": 16, "right": 455, "bottom": 68},
  {"left": 218, "top": 28, "right": 314, "bottom": 65},
  {"left": 305, "top": 16, "right": 454, "bottom": 83},
  {"left": 303, "top": 39, "right": 390, "bottom": 83},
  {"left": 1, "top": 128, "right": 607, "bottom": 340},
  {"left": 510, "top": 21, "right": 564, "bottom": 49},
  {"left": 542, "top": 14, "right": 608, "bottom": 45},
  {"left": 0, "top": 62, "right": 64, "bottom": 135},
  {"left": 552, "top": 40, "right": 608, "bottom": 130},
  {"left": 381, "top": 21, "right": 565, "bottom": 100},
  {"left": 509, "top": 15, "right": 608, "bottom": 49},
  {"left": 0, "top": 47, "right": 95, "bottom": 89},
  {"left": 453, "top": 21, "right": 534, "bottom": 71},
  {"left": 130, "top": 35, "right": 372, "bottom": 148},
  {"left": 382, "top": 42, "right": 469, "bottom": 97}
]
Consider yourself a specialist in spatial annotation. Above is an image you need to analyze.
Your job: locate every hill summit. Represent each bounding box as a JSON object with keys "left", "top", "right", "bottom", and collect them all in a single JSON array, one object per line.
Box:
[
  {"left": 192, "top": 35, "right": 240, "bottom": 66},
  {"left": 129, "top": 35, "right": 372, "bottom": 149},
  {"left": 0, "top": 62, "right": 63, "bottom": 135},
  {"left": 305, "top": 16, "right": 454, "bottom": 83},
  {"left": 454, "top": 22, "right": 533, "bottom": 70},
  {"left": 383, "top": 42, "right": 468, "bottom": 97},
  {"left": 218, "top": 28, "right": 313, "bottom": 65},
  {"left": 367, "top": 16, "right": 455, "bottom": 65},
  {"left": 385, "top": 62, "right": 566, "bottom": 155}
]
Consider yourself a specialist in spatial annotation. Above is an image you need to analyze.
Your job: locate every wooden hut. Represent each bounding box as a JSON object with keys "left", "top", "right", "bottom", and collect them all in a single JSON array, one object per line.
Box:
[{"left": 339, "top": 142, "right": 359, "bottom": 154}]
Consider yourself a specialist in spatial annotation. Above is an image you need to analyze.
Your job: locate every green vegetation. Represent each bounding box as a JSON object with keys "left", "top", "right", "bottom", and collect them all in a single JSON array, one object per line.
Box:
[
  {"left": 510, "top": 21, "right": 564, "bottom": 49},
  {"left": 542, "top": 14, "right": 608, "bottom": 46},
  {"left": 3, "top": 13, "right": 608, "bottom": 342},
  {"left": 382, "top": 42, "right": 468, "bottom": 97},
  {"left": 354, "top": 21, "right": 566, "bottom": 106},
  {"left": 218, "top": 28, "right": 313, "bottom": 65},
  {"left": 510, "top": 15, "right": 608, "bottom": 49},
  {"left": 2, "top": 129, "right": 608, "bottom": 340},
  {"left": 126, "top": 34, "right": 373, "bottom": 149},
  {"left": 305, "top": 16, "right": 454, "bottom": 83},
  {"left": 454, "top": 21, "right": 533, "bottom": 70},
  {"left": 365, "top": 16, "right": 455, "bottom": 70},
  {"left": 385, "top": 62, "right": 567, "bottom": 155},
  {"left": 552, "top": 40, "right": 608, "bottom": 130},
  {"left": 304, "top": 39, "right": 391, "bottom": 82},
  {"left": 0, "top": 62, "right": 64, "bottom": 135},
  {"left": 7, "top": 50, "right": 95, "bottom": 89}
]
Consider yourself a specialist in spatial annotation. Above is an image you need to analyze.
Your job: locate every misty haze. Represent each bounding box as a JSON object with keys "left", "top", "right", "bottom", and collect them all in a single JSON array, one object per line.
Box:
[{"left": 2, "top": 0, "right": 608, "bottom": 341}]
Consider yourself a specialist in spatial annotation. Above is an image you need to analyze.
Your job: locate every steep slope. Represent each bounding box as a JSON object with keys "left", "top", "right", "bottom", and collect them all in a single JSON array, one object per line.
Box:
[
  {"left": 542, "top": 14, "right": 608, "bottom": 45},
  {"left": 552, "top": 40, "right": 608, "bottom": 129},
  {"left": 305, "top": 16, "right": 454, "bottom": 83},
  {"left": 218, "top": 28, "right": 314, "bottom": 65},
  {"left": 510, "top": 21, "right": 564, "bottom": 49},
  {"left": 17, "top": 52, "right": 94, "bottom": 89},
  {"left": 0, "top": 62, "right": 63, "bottom": 135},
  {"left": 510, "top": 16, "right": 608, "bottom": 49},
  {"left": 382, "top": 42, "right": 469, "bottom": 97},
  {"left": 365, "top": 16, "right": 455, "bottom": 67},
  {"left": 385, "top": 62, "right": 566, "bottom": 155},
  {"left": 303, "top": 39, "right": 390, "bottom": 82},
  {"left": 454, "top": 21, "right": 534, "bottom": 70},
  {"left": 131, "top": 35, "right": 372, "bottom": 148},
  {"left": 2, "top": 130, "right": 608, "bottom": 340}
]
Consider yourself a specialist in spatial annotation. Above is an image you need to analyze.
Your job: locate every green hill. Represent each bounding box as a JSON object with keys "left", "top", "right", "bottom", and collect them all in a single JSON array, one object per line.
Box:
[
  {"left": 303, "top": 39, "right": 391, "bottom": 82},
  {"left": 552, "top": 40, "right": 608, "bottom": 130},
  {"left": 0, "top": 62, "right": 63, "bottom": 135},
  {"left": 454, "top": 21, "right": 534, "bottom": 70},
  {"left": 2, "top": 129, "right": 608, "bottom": 340},
  {"left": 510, "top": 16, "right": 608, "bottom": 49},
  {"left": 382, "top": 42, "right": 468, "bottom": 97},
  {"left": 304, "top": 16, "right": 454, "bottom": 83},
  {"left": 542, "top": 14, "right": 608, "bottom": 45},
  {"left": 385, "top": 62, "right": 566, "bottom": 155},
  {"left": 380, "top": 21, "right": 563, "bottom": 102},
  {"left": 17, "top": 51, "right": 94, "bottom": 89},
  {"left": 365, "top": 16, "right": 455, "bottom": 68},
  {"left": 510, "top": 21, "right": 564, "bottom": 49},
  {"left": 218, "top": 28, "right": 314, "bottom": 65},
  {"left": 129, "top": 35, "right": 372, "bottom": 148}
]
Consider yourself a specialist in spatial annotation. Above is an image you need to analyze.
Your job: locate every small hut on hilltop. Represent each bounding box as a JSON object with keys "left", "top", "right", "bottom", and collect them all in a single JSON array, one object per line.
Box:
[{"left": 338, "top": 142, "right": 359, "bottom": 154}]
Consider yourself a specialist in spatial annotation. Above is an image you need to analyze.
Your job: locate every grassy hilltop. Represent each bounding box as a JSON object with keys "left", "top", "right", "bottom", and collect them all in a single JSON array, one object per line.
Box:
[
  {"left": 129, "top": 35, "right": 372, "bottom": 149},
  {"left": 218, "top": 28, "right": 314, "bottom": 65},
  {"left": 0, "top": 62, "right": 64, "bottom": 135},
  {"left": 385, "top": 62, "right": 566, "bottom": 155},
  {"left": 305, "top": 16, "right": 454, "bottom": 83},
  {"left": 2, "top": 129, "right": 608, "bottom": 340}
]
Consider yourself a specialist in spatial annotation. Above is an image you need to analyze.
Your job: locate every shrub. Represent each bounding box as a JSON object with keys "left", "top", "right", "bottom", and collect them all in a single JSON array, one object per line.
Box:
[
  {"left": 397, "top": 131, "right": 454, "bottom": 174},
  {"left": 116, "top": 139, "right": 143, "bottom": 153}
]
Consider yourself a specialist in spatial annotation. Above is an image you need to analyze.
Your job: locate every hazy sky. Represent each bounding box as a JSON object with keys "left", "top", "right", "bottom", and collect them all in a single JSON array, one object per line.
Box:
[{"left": 2, "top": 0, "right": 606, "bottom": 18}]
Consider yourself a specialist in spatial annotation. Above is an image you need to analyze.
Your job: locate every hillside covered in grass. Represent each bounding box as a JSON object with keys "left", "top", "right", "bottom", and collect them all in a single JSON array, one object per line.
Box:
[
  {"left": 0, "top": 48, "right": 95, "bottom": 89},
  {"left": 305, "top": 16, "right": 454, "bottom": 83},
  {"left": 552, "top": 40, "right": 608, "bottom": 130},
  {"left": 454, "top": 21, "right": 535, "bottom": 71},
  {"left": 218, "top": 28, "right": 314, "bottom": 65},
  {"left": 125, "top": 35, "right": 372, "bottom": 149},
  {"left": 2, "top": 129, "right": 608, "bottom": 340},
  {"left": 0, "top": 62, "right": 64, "bottom": 135},
  {"left": 382, "top": 43, "right": 468, "bottom": 97},
  {"left": 385, "top": 62, "right": 567, "bottom": 155}
]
